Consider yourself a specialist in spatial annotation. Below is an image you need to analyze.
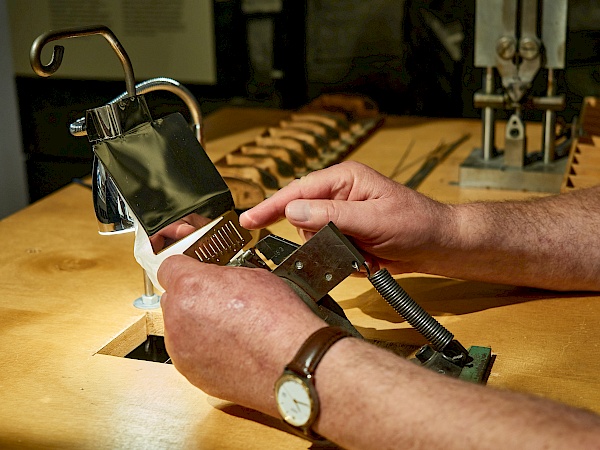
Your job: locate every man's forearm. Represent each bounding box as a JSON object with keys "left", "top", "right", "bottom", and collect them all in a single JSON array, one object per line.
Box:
[
  {"left": 314, "top": 338, "right": 600, "bottom": 449},
  {"left": 419, "top": 186, "right": 600, "bottom": 291}
]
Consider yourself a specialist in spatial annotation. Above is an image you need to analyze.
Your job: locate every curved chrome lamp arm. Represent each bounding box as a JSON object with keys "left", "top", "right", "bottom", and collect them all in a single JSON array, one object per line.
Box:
[{"left": 30, "top": 25, "right": 136, "bottom": 97}]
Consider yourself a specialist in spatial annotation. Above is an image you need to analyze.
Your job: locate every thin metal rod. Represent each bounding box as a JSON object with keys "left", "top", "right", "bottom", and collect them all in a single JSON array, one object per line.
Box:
[
  {"left": 482, "top": 67, "right": 496, "bottom": 160},
  {"left": 30, "top": 25, "right": 136, "bottom": 97},
  {"left": 389, "top": 140, "right": 415, "bottom": 180},
  {"left": 143, "top": 270, "right": 155, "bottom": 297},
  {"left": 405, "top": 134, "right": 471, "bottom": 190},
  {"left": 543, "top": 68, "right": 556, "bottom": 164}
]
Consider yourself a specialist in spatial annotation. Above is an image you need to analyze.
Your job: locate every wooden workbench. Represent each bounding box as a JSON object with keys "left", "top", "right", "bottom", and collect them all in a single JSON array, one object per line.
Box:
[{"left": 1, "top": 108, "right": 599, "bottom": 449}]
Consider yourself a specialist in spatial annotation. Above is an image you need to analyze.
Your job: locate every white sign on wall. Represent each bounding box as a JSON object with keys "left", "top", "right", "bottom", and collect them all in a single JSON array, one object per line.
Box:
[{"left": 7, "top": 0, "right": 216, "bottom": 85}]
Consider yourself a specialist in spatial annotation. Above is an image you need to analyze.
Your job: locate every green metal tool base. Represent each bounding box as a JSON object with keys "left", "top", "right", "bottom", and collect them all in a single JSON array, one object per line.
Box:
[
  {"left": 413, "top": 345, "right": 494, "bottom": 384},
  {"left": 459, "top": 346, "right": 494, "bottom": 384}
]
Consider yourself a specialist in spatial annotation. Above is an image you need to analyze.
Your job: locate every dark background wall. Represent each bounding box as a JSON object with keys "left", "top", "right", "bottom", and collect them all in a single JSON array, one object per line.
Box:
[{"left": 13, "top": 0, "right": 600, "bottom": 202}]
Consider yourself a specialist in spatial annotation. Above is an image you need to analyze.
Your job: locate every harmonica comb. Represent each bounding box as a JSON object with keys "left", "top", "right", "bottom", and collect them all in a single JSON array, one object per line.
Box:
[{"left": 183, "top": 210, "right": 252, "bottom": 265}]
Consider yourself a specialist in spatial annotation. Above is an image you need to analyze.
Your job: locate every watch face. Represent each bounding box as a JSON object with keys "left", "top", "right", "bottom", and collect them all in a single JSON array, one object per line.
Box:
[{"left": 275, "top": 374, "right": 315, "bottom": 427}]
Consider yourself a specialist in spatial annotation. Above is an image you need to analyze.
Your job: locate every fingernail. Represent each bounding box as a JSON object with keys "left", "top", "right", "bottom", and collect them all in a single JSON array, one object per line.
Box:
[{"left": 286, "top": 201, "right": 311, "bottom": 222}]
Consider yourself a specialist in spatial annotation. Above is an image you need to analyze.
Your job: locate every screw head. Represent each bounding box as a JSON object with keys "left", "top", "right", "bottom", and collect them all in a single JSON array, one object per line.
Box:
[
  {"left": 519, "top": 37, "right": 540, "bottom": 60},
  {"left": 295, "top": 261, "right": 304, "bottom": 270},
  {"left": 496, "top": 36, "right": 516, "bottom": 60}
]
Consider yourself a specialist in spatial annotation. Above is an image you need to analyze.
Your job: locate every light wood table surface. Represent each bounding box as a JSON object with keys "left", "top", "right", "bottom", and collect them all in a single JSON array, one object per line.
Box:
[{"left": 1, "top": 108, "right": 598, "bottom": 449}]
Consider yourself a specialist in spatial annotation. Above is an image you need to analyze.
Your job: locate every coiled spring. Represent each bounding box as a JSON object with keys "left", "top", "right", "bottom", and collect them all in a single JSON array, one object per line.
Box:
[{"left": 369, "top": 268, "right": 453, "bottom": 351}]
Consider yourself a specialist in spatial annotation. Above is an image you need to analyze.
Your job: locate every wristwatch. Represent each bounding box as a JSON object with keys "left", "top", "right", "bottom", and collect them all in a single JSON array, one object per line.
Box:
[{"left": 274, "top": 326, "right": 353, "bottom": 440}]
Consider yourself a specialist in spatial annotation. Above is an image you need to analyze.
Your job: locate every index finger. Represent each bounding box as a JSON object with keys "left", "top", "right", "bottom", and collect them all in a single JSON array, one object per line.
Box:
[{"left": 239, "top": 161, "right": 361, "bottom": 229}]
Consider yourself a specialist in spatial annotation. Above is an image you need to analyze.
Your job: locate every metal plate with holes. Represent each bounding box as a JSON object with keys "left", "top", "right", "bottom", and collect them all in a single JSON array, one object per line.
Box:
[{"left": 271, "top": 223, "right": 365, "bottom": 302}]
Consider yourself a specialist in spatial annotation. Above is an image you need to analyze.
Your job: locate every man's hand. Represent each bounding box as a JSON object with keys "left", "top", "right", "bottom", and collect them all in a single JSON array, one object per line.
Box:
[
  {"left": 241, "top": 160, "right": 600, "bottom": 291},
  {"left": 157, "top": 258, "right": 600, "bottom": 450},
  {"left": 158, "top": 255, "right": 326, "bottom": 415},
  {"left": 240, "top": 161, "right": 456, "bottom": 275}
]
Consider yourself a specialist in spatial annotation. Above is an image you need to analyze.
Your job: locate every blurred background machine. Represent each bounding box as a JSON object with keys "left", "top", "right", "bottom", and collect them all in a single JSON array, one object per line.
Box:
[{"left": 460, "top": 0, "right": 569, "bottom": 192}]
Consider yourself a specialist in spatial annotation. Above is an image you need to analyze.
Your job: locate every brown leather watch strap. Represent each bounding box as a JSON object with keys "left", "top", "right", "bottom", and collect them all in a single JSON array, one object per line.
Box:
[{"left": 286, "top": 326, "right": 354, "bottom": 377}]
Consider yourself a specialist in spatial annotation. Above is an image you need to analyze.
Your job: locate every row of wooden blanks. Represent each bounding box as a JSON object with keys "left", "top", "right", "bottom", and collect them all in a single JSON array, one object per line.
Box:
[
  {"left": 214, "top": 112, "right": 372, "bottom": 209},
  {"left": 561, "top": 97, "right": 600, "bottom": 192}
]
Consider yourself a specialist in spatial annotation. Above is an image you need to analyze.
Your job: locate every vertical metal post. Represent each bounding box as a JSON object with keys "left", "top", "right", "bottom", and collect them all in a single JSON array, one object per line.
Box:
[
  {"left": 543, "top": 68, "right": 556, "bottom": 164},
  {"left": 482, "top": 67, "right": 496, "bottom": 160},
  {"left": 540, "top": 0, "right": 567, "bottom": 165},
  {"left": 133, "top": 270, "right": 161, "bottom": 309},
  {"left": 144, "top": 271, "right": 155, "bottom": 297}
]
